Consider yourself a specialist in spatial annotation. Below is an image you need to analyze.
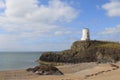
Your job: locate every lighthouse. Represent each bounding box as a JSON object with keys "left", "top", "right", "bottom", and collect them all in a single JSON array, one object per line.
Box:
[{"left": 81, "top": 28, "right": 90, "bottom": 41}]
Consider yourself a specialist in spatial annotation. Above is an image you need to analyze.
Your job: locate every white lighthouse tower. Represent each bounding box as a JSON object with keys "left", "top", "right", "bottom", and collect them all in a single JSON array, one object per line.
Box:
[{"left": 81, "top": 28, "right": 90, "bottom": 41}]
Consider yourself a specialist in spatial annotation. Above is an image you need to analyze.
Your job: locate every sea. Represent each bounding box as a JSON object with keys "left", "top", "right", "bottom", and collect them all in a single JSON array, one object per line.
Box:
[{"left": 0, "top": 52, "right": 42, "bottom": 71}]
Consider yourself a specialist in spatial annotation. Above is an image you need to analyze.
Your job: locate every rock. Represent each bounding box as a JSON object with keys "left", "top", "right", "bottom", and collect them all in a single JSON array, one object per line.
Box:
[
  {"left": 26, "top": 65, "right": 63, "bottom": 75},
  {"left": 71, "top": 41, "right": 94, "bottom": 51},
  {"left": 26, "top": 66, "right": 40, "bottom": 72},
  {"left": 96, "top": 48, "right": 120, "bottom": 63},
  {"left": 39, "top": 40, "right": 120, "bottom": 63},
  {"left": 26, "top": 68, "right": 33, "bottom": 72},
  {"left": 40, "top": 52, "right": 61, "bottom": 62}
]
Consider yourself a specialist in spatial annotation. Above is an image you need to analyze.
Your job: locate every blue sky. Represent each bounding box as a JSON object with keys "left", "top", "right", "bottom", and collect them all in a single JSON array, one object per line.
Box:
[{"left": 0, "top": 0, "right": 120, "bottom": 51}]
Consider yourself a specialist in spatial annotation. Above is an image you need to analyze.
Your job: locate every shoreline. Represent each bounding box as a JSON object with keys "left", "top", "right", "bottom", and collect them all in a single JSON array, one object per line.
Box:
[
  {"left": 0, "top": 69, "right": 26, "bottom": 72},
  {"left": 0, "top": 62, "right": 120, "bottom": 80}
]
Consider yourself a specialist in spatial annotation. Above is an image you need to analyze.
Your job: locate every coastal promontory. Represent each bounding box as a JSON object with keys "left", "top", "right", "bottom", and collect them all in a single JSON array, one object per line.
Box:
[{"left": 39, "top": 40, "right": 120, "bottom": 64}]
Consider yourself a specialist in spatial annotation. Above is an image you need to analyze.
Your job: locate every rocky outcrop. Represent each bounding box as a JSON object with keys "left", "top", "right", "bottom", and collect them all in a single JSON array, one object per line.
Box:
[
  {"left": 26, "top": 65, "right": 63, "bottom": 75},
  {"left": 71, "top": 40, "right": 97, "bottom": 51},
  {"left": 39, "top": 40, "right": 120, "bottom": 63},
  {"left": 96, "top": 48, "right": 120, "bottom": 63}
]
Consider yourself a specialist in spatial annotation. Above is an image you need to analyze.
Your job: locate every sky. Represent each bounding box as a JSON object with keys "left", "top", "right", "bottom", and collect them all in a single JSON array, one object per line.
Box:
[{"left": 0, "top": 0, "right": 120, "bottom": 51}]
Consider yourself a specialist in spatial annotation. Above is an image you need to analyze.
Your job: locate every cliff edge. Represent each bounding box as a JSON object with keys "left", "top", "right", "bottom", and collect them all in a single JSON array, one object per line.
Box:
[{"left": 39, "top": 40, "right": 120, "bottom": 64}]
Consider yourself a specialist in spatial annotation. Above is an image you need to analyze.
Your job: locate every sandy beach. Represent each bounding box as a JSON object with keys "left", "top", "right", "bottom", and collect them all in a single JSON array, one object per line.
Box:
[{"left": 0, "top": 62, "right": 120, "bottom": 80}]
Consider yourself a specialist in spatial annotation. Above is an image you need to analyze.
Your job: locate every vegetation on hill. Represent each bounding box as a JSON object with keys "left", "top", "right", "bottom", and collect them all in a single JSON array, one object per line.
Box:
[{"left": 39, "top": 40, "right": 120, "bottom": 64}]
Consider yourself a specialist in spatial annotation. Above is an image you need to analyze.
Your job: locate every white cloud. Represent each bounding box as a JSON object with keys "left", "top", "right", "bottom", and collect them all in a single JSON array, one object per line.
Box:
[
  {"left": 0, "top": 34, "right": 71, "bottom": 51},
  {"left": 54, "top": 31, "right": 72, "bottom": 36},
  {"left": 4, "top": 0, "right": 77, "bottom": 23},
  {"left": 110, "top": 0, "right": 120, "bottom": 1},
  {"left": 100, "top": 25, "right": 120, "bottom": 35},
  {"left": 98, "top": 24, "right": 120, "bottom": 42},
  {"left": 0, "top": 0, "right": 79, "bottom": 51},
  {"left": 0, "top": 0, "right": 5, "bottom": 9},
  {"left": 102, "top": 0, "right": 120, "bottom": 17}
]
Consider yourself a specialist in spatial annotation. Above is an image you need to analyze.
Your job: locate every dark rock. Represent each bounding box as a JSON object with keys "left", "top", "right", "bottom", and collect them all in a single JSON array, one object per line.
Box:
[
  {"left": 26, "top": 68, "right": 33, "bottom": 72},
  {"left": 26, "top": 65, "right": 63, "bottom": 75}
]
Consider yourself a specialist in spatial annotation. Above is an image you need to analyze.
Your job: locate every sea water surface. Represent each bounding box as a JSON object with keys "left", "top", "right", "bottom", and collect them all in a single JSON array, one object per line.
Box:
[{"left": 0, "top": 52, "right": 42, "bottom": 71}]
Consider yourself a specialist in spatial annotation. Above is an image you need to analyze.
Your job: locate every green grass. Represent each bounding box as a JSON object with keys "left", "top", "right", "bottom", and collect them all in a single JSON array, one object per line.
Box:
[
  {"left": 94, "top": 40, "right": 120, "bottom": 49},
  {"left": 38, "top": 60, "right": 65, "bottom": 66},
  {"left": 96, "top": 43, "right": 120, "bottom": 49}
]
